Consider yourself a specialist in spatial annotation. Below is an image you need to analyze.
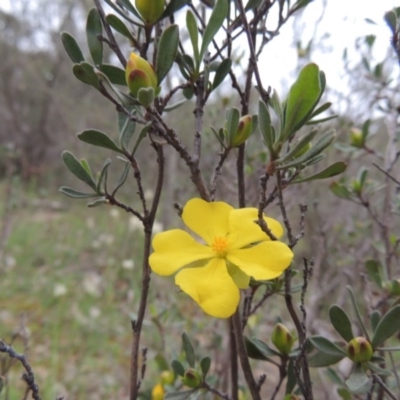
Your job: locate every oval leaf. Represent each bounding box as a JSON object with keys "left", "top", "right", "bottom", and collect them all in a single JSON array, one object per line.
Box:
[
  {"left": 329, "top": 305, "right": 354, "bottom": 342},
  {"left": 62, "top": 151, "right": 97, "bottom": 191},
  {"left": 309, "top": 336, "right": 346, "bottom": 357},
  {"left": 186, "top": 11, "right": 199, "bottom": 65},
  {"left": 212, "top": 58, "right": 232, "bottom": 90},
  {"left": 161, "top": 0, "right": 190, "bottom": 21},
  {"left": 372, "top": 305, "right": 400, "bottom": 348},
  {"left": 99, "top": 64, "right": 126, "bottom": 86},
  {"left": 106, "top": 13, "right": 137, "bottom": 46},
  {"left": 59, "top": 186, "right": 97, "bottom": 199},
  {"left": 156, "top": 24, "right": 179, "bottom": 84},
  {"left": 283, "top": 63, "right": 322, "bottom": 140},
  {"left": 61, "top": 32, "right": 85, "bottom": 63},
  {"left": 199, "top": 0, "right": 228, "bottom": 62},
  {"left": 182, "top": 333, "right": 195, "bottom": 368},
  {"left": 200, "top": 356, "right": 211, "bottom": 376},
  {"left": 86, "top": 8, "right": 103, "bottom": 65},
  {"left": 292, "top": 161, "right": 347, "bottom": 183},
  {"left": 345, "top": 363, "right": 369, "bottom": 392},
  {"left": 77, "top": 129, "right": 124, "bottom": 153}
]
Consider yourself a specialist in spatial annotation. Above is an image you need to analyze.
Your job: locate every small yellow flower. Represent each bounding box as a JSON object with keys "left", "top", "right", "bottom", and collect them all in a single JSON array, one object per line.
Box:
[
  {"left": 151, "top": 383, "right": 165, "bottom": 400},
  {"left": 149, "top": 198, "right": 293, "bottom": 318},
  {"left": 125, "top": 53, "right": 158, "bottom": 97}
]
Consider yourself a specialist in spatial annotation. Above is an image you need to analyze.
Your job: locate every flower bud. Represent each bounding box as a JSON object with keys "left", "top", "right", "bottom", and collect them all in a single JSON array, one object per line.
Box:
[
  {"left": 160, "top": 370, "right": 175, "bottom": 385},
  {"left": 350, "top": 128, "right": 364, "bottom": 148},
  {"left": 271, "top": 323, "right": 294, "bottom": 355},
  {"left": 383, "top": 279, "right": 400, "bottom": 296},
  {"left": 125, "top": 53, "right": 158, "bottom": 98},
  {"left": 346, "top": 337, "right": 373, "bottom": 363},
  {"left": 135, "top": 0, "right": 164, "bottom": 25},
  {"left": 230, "top": 115, "right": 253, "bottom": 147},
  {"left": 181, "top": 368, "right": 202, "bottom": 388},
  {"left": 151, "top": 383, "right": 165, "bottom": 400}
]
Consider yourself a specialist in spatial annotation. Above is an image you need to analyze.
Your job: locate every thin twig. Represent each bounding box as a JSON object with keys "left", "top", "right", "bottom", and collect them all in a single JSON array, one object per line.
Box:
[{"left": 0, "top": 341, "right": 41, "bottom": 400}]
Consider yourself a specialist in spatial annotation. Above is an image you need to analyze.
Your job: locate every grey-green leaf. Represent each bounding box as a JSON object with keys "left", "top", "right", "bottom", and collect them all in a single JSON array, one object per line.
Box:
[
  {"left": 59, "top": 186, "right": 97, "bottom": 199},
  {"left": 329, "top": 305, "right": 354, "bottom": 342},
  {"left": 72, "top": 62, "right": 100, "bottom": 89},
  {"left": 86, "top": 8, "right": 103, "bottom": 65},
  {"left": 370, "top": 310, "right": 382, "bottom": 334},
  {"left": 199, "top": 0, "right": 228, "bottom": 62},
  {"left": 112, "top": 162, "right": 130, "bottom": 196},
  {"left": 182, "top": 333, "right": 195, "bottom": 368},
  {"left": 99, "top": 64, "right": 126, "bottom": 86},
  {"left": 371, "top": 305, "right": 400, "bottom": 348},
  {"left": 212, "top": 58, "right": 232, "bottom": 90},
  {"left": 259, "top": 100, "right": 275, "bottom": 155},
  {"left": 245, "top": 337, "right": 279, "bottom": 361},
  {"left": 345, "top": 363, "right": 369, "bottom": 392},
  {"left": 291, "top": 162, "right": 347, "bottom": 183},
  {"left": 161, "top": 0, "right": 190, "bottom": 20},
  {"left": 309, "top": 336, "right": 347, "bottom": 357},
  {"left": 171, "top": 359, "right": 185, "bottom": 377},
  {"left": 62, "top": 151, "right": 97, "bottom": 191},
  {"left": 77, "top": 129, "right": 124, "bottom": 154},
  {"left": 105, "top": 13, "right": 137, "bottom": 46},
  {"left": 96, "top": 158, "right": 112, "bottom": 193},
  {"left": 200, "top": 356, "right": 211, "bottom": 376},
  {"left": 61, "top": 32, "right": 85, "bottom": 63},
  {"left": 186, "top": 11, "right": 199, "bottom": 66},
  {"left": 156, "top": 24, "right": 179, "bottom": 84}
]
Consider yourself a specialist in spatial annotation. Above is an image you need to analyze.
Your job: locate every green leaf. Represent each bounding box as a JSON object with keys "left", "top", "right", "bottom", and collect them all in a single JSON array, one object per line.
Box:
[
  {"left": 282, "top": 63, "right": 322, "bottom": 141},
  {"left": 137, "top": 87, "right": 155, "bottom": 107},
  {"left": 370, "top": 310, "right": 381, "bottom": 334},
  {"left": 118, "top": 111, "right": 136, "bottom": 151},
  {"left": 132, "top": 122, "right": 152, "bottom": 155},
  {"left": 86, "top": 8, "right": 103, "bottom": 65},
  {"left": 77, "top": 129, "right": 124, "bottom": 154},
  {"left": 278, "top": 129, "right": 319, "bottom": 163},
  {"left": 59, "top": 186, "right": 97, "bottom": 199},
  {"left": 186, "top": 11, "right": 199, "bottom": 66},
  {"left": 259, "top": 100, "right": 275, "bottom": 155},
  {"left": 308, "top": 350, "right": 345, "bottom": 367},
  {"left": 99, "top": 64, "right": 126, "bottom": 86},
  {"left": 156, "top": 24, "right": 179, "bottom": 84},
  {"left": 285, "top": 360, "right": 296, "bottom": 394},
  {"left": 199, "top": 0, "right": 228, "bottom": 62},
  {"left": 330, "top": 182, "right": 352, "bottom": 200},
  {"left": 62, "top": 151, "right": 97, "bottom": 191},
  {"left": 347, "top": 286, "right": 370, "bottom": 339},
  {"left": 106, "top": 13, "right": 137, "bottom": 46},
  {"left": 371, "top": 305, "right": 400, "bottom": 348},
  {"left": 161, "top": 0, "right": 190, "bottom": 20},
  {"left": 384, "top": 11, "right": 397, "bottom": 34},
  {"left": 226, "top": 108, "right": 240, "bottom": 145},
  {"left": 155, "top": 353, "right": 170, "bottom": 372},
  {"left": 245, "top": 0, "right": 263, "bottom": 11},
  {"left": 365, "top": 259, "right": 383, "bottom": 288},
  {"left": 278, "top": 129, "right": 336, "bottom": 169},
  {"left": 182, "top": 333, "right": 195, "bottom": 367},
  {"left": 367, "top": 362, "right": 392, "bottom": 376},
  {"left": 345, "top": 364, "right": 369, "bottom": 392},
  {"left": 87, "top": 196, "right": 108, "bottom": 208},
  {"left": 361, "top": 119, "right": 370, "bottom": 141},
  {"left": 61, "top": 32, "right": 85, "bottom": 63},
  {"left": 200, "top": 356, "right": 211, "bottom": 376},
  {"left": 308, "top": 102, "right": 332, "bottom": 119},
  {"left": 269, "top": 89, "right": 283, "bottom": 133},
  {"left": 309, "top": 336, "right": 347, "bottom": 357},
  {"left": 245, "top": 337, "right": 279, "bottom": 361},
  {"left": 112, "top": 162, "right": 130, "bottom": 196},
  {"left": 212, "top": 58, "right": 232, "bottom": 90},
  {"left": 164, "top": 390, "right": 197, "bottom": 400},
  {"left": 325, "top": 367, "right": 344, "bottom": 385},
  {"left": 171, "top": 359, "right": 185, "bottom": 377},
  {"left": 292, "top": 162, "right": 347, "bottom": 183},
  {"left": 96, "top": 158, "right": 112, "bottom": 193},
  {"left": 118, "top": 0, "right": 141, "bottom": 17},
  {"left": 163, "top": 99, "right": 187, "bottom": 112},
  {"left": 103, "top": 0, "right": 138, "bottom": 25},
  {"left": 329, "top": 305, "right": 354, "bottom": 342},
  {"left": 337, "top": 387, "right": 352, "bottom": 400},
  {"left": 72, "top": 62, "right": 100, "bottom": 89}
]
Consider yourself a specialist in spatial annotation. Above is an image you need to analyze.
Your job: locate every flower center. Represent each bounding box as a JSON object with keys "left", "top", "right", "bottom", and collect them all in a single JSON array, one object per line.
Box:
[{"left": 211, "top": 236, "right": 229, "bottom": 257}]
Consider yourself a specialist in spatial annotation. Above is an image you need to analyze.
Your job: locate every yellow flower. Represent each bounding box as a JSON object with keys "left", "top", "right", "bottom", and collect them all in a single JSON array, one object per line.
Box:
[
  {"left": 149, "top": 198, "right": 293, "bottom": 318},
  {"left": 151, "top": 383, "right": 165, "bottom": 400}
]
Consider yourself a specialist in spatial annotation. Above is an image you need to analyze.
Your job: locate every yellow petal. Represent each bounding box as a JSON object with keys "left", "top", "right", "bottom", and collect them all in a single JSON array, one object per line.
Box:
[
  {"left": 229, "top": 208, "right": 284, "bottom": 248},
  {"left": 182, "top": 198, "right": 233, "bottom": 244},
  {"left": 149, "top": 229, "right": 214, "bottom": 276},
  {"left": 227, "top": 241, "right": 293, "bottom": 280},
  {"left": 175, "top": 258, "right": 240, "bottom": 318}
]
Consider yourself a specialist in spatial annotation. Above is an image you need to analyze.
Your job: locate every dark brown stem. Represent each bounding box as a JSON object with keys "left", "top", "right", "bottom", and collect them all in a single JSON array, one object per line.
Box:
[
  {"left": 229, "top": 319, "right": 239, "bottom": 400},
  {"left": 210, "top": 147, "right": 231, "bottom": 200},
  {"left": 129, "top": 145, "right": 164, "bottom": 400},
  {"left": 231, "top": 309, "right": 261, "bottom": 400}
]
